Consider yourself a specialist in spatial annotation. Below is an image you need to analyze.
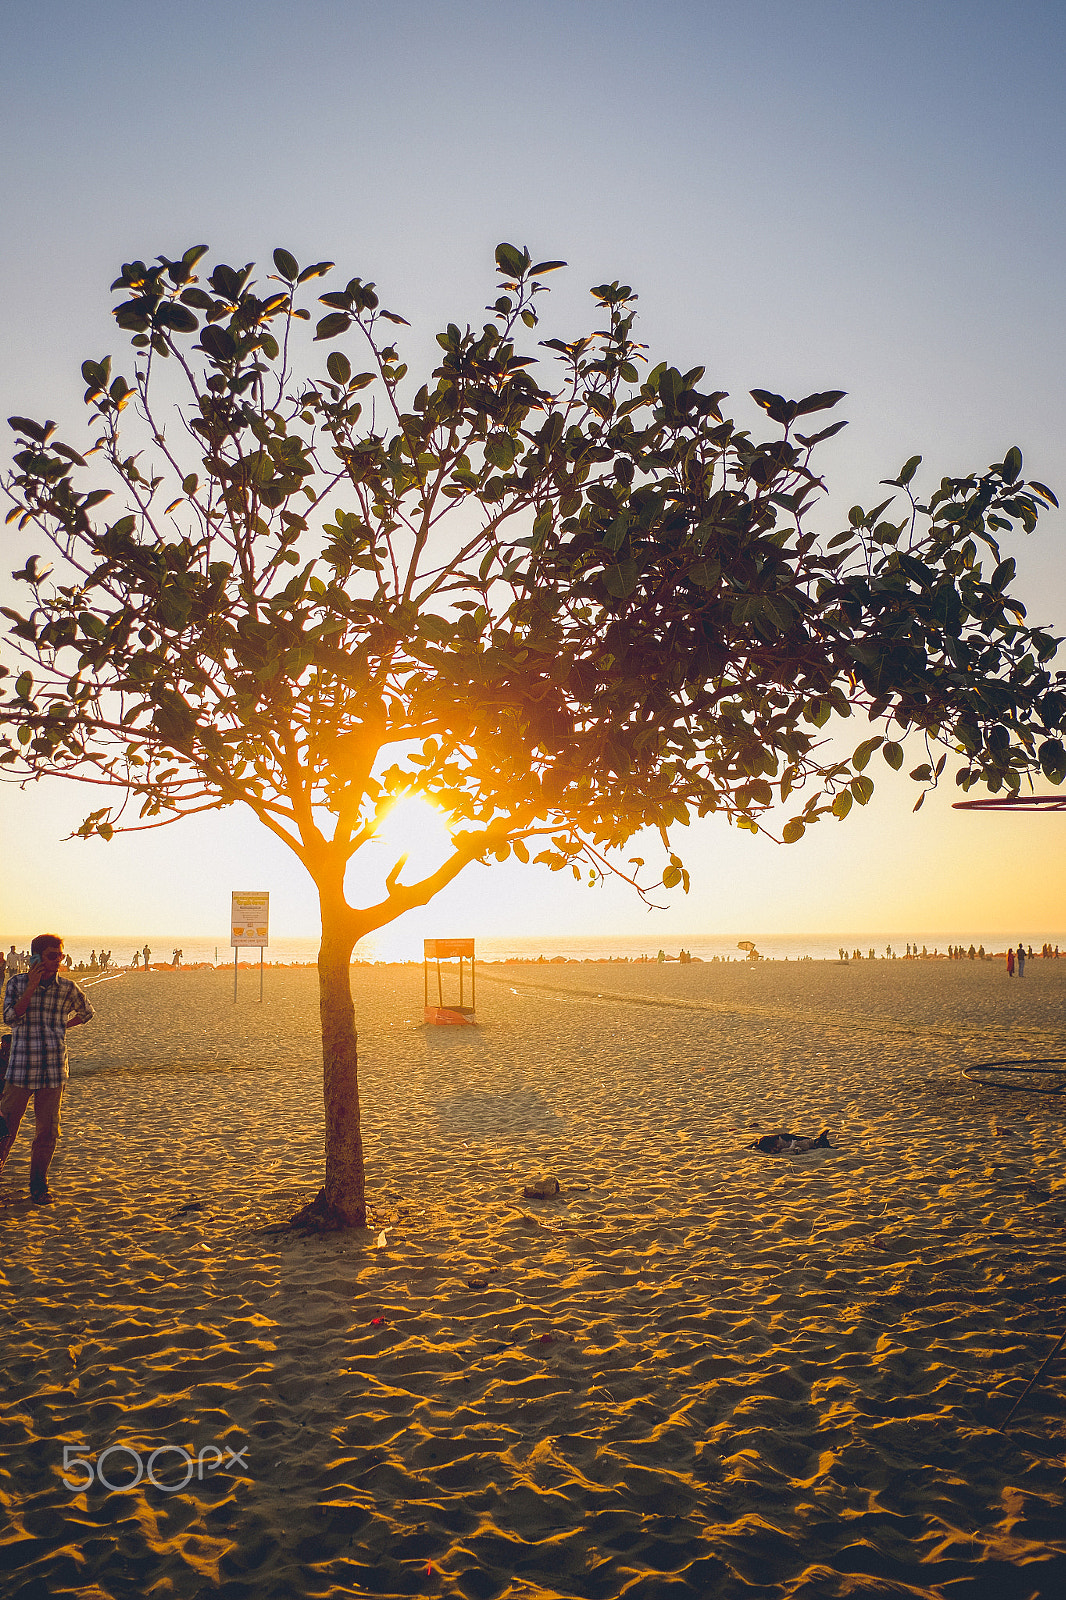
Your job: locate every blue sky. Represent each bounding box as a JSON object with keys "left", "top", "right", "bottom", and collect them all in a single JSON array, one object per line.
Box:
[{"left": 2, "top": 1, "right": 1064, "bottom": 944}]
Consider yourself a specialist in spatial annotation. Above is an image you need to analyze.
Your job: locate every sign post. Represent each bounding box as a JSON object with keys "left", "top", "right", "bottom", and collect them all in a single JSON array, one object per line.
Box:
[{"left": 231, "top": 891, "right": 269, "bottom": 1002}]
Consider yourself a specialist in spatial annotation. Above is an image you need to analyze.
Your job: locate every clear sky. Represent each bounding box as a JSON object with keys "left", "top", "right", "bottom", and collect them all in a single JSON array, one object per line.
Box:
[{"left": 2, "top": 1, "right": 1065, "bottom": 947}]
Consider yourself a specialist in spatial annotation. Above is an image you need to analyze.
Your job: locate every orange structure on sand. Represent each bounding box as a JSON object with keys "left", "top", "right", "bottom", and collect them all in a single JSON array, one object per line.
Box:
[{"left": 423, "top": 939, "right": 476, "bottom": 1026}]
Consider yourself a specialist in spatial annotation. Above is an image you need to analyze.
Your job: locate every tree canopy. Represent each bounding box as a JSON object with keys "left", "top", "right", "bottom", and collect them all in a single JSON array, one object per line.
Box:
[{"left": 2, "top": 240, "right": 1063, "bottom": 1223}]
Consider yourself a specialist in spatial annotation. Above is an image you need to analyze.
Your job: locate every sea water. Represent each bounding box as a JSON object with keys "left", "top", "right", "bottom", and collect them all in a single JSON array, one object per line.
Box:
[{"left": 8, "top": 929, "right": 1061, "bottom": 970}]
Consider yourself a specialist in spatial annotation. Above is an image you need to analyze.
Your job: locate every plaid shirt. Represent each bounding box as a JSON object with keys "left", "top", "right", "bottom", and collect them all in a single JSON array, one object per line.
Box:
[{"left": 2, "top": 971, "right": 94, "bottom": 1088}]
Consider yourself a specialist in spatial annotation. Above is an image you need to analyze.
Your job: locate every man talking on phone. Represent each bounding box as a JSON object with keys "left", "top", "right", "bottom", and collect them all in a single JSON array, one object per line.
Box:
[{"left": 1, "top": 933, "right": 94, "bottom": 1203}]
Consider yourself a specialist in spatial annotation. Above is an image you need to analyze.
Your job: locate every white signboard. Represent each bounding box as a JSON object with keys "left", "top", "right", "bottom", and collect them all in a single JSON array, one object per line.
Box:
[{"left": 231, "top": 891, "right": 269, "bottom": 948}]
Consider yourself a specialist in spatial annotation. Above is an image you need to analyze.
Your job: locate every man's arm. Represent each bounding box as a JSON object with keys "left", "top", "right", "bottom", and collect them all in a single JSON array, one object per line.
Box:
[
  {"left": 4, "top": 969, "right": 39, "bottom": 1023},
  {"left": 65, "top": 983, "right": 95, "bottom": 1028}
]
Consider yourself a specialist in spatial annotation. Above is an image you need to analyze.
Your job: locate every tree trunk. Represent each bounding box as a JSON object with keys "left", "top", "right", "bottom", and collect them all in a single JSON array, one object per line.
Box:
[{"left": 290, "top": 882, "right": 366, "bottom": 1230}]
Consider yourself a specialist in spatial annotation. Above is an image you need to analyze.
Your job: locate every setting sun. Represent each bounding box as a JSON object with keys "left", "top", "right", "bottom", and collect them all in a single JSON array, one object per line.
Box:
[{"left": 370, "top": 794, "right": 455, "bottom": 881}]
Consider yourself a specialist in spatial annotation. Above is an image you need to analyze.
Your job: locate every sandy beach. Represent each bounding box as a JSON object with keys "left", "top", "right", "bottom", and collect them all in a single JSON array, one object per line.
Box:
[{"left": 1, "top": 958, "right": 1065, "bottom": 1599}]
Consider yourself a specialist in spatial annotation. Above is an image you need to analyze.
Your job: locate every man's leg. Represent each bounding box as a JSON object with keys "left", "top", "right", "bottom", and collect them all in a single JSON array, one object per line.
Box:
[
  {"left": 28, "top": 1087, "right": 63, "bottom": 1197},
  {"left": 0, "top": 1085, "right": 32, "bottom": 1173}
]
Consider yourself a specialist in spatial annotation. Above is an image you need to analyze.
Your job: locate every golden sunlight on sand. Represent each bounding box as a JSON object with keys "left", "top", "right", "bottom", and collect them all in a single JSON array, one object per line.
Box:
[{"left": 1, "top": 959, "right": 1064, "bottom": 1597}]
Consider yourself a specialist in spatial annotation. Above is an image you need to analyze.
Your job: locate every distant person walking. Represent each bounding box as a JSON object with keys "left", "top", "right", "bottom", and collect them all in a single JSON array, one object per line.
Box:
[
  {"left": 1017, "top": 943, "right": 1026, "bottom": 977},
  {"left": 1007, "top": 947, "right": 1015, "bottom": 977},
  {"left": 0, "top": 933, "right": 94, "bottom": 1203}
]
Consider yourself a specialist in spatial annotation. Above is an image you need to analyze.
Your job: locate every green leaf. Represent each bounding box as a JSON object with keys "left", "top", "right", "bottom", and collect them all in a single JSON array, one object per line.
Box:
[
  {"left": 761, "top": 595, "right": 795, "bottom": 633},
  {"left": 882, "top": 741, "right": 903, "bottom": 770},
  {"left": 662, "top": 864, "right": 682, "bottom": 888},
  {"left": 750, "top": 389, "right": 796, "bottom": 426},
  {"left": 315, "top": 312, "right": 351, "bottom": 342},
  {"left": 7, "top": 415, "right": 50, "bottom": 443},
  {"left": 273, "top": 248, "right": 299, "bottom": 281},
  {"left": 601, "top": 514, "right": 629, "bottom": 553},
  {"left": 15, "top": 671, "right": 33, "bottom": 699},
  {"left": 1001, "top": 446, "right": 1022, "bottom": 483},
  {"left": 180, "top": 287, "right": 214, "bottom": 311},
  {"left": 199, "top": 325, "right": 236, "bottom": 362},
  {"left": 114, "top": 301, "right": 152, "bottom": 333},
  {"left": 160, "top": 304, "right": 198, "bottom": 334},
  {"left": 687, "top": 559, "right": 720, "bottom": 589},
  {"left": 1039, "top": 740, "right": 1066, "bottom": 781},
  {"left": 532, "top": 506, "right": 553, "bottom": 548},
  {"left": 297, "top": 261, "right": 335, "bottom": 284},
  {"left": 850, "top": 774, "right": 874, "bottom": 805},
  {"left": 795, "top": 419, "right": 848, "bottom": 448},
  {"left": 485, "top": 432, "right": 517, "bottom": 470},
  {"left": 898, "top": 455, "right": 922, "bottom": 486},
  {"left": 864, "top": 497, "right": 894, "bottom": 527},
  {"left": 781, "top": 818, "right": 806, "bottom": 843},
  {"left": 852, "top": 736, "right": 883, "bottom": 772},
  {"left": 495, "top": 242, "right": 529, "bottom": 279},
  {"left": 326, "top": 351, "right": 352, "bottom": 385},
  {"left": 659, "top": 368, "right": 681, "bottom": 409},
  {"left": 793, "top": 389, "right": 846, "bottom": 417},
  {"left": 831, "top": 791, "right": 853, "bottom": 820},
  {"left": 602, "top": 560, "right": 639, "bottom": 599}
]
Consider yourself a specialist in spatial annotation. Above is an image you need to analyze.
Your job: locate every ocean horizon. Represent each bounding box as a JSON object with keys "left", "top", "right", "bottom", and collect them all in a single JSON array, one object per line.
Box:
[{"left": 7, "top": 928, "right": 1062, "bottom": 969}]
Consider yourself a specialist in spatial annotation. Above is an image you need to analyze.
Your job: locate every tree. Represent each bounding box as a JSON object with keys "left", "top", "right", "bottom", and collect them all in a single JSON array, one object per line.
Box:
[{"left": 3, "top": 241, "right": 1063, "bottom": 1226}]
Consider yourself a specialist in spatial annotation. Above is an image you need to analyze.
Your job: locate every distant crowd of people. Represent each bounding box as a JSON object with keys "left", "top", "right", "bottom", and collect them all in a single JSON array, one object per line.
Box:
[
  {"left": 5, "top": 944, "right": 112, "bottom": 977},
  {"left": 896, "top": 942, "right": 1057, "bottom": 964},
  {"left": 829, "top": 941, "right": 1060, "bottom": 965},
  {"left": 127, "top": 945, "right": 182, "bottom": 970},
  {"left": 4, "top": 943, "right": 191, "bottom": 980}
]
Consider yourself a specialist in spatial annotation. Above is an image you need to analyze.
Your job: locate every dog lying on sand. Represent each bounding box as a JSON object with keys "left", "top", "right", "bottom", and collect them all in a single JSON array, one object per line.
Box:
[{"left": 748, "top": 1129, "right": 833, "bottom": 1155}]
